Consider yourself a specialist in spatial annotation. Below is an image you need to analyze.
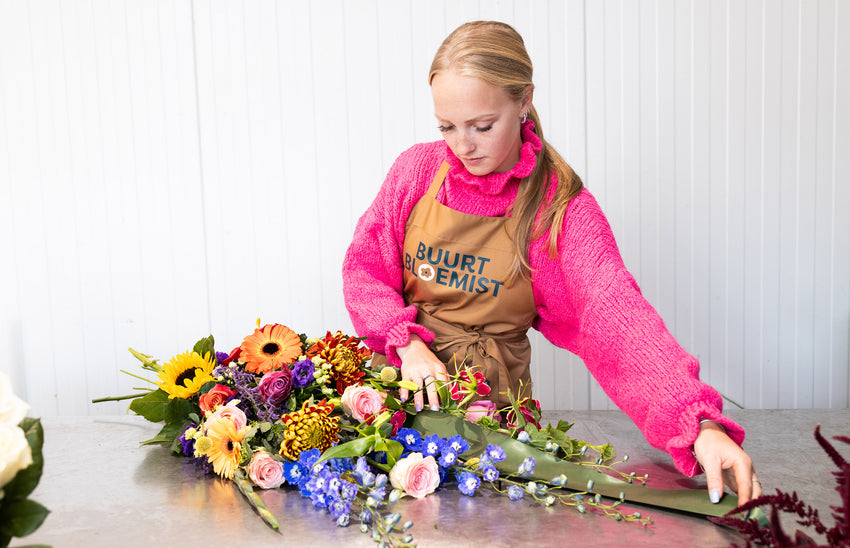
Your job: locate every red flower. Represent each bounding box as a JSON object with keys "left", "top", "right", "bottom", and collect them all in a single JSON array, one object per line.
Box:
[{"left": 449, "top": 370, "right": 490, "bottom": 401}]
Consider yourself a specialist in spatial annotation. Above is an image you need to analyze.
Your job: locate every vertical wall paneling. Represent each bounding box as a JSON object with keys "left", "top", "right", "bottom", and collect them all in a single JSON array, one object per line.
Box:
[{"left": 1, "top": 0, "right": 848, "bottom": 416}]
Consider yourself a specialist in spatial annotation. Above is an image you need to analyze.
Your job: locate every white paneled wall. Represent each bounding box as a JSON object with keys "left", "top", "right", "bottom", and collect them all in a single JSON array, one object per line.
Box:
[{"left": 1, "top": 0, "right": 847, "bottom": 417}]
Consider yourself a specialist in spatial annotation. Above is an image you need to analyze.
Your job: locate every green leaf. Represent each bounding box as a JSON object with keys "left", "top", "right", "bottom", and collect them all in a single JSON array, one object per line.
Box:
[
  {"left": 374, "top": 438, "right": 404, "bottom": 468},
  {"left": 129, "top": 389, "right": 170, "bottom": 422},
  {"left": 193, "top": 335, "right": 215, "bottom": 359},
  {"left": 0, "top": 498, "right": 49, "bottom": 537},
  {"left": 316, "top": 435, "right": 377, "bottom": 464},
  {"left": 141, "top": 420, "right": 188, "bottom": 446},
  {"left": 2, "top": 419, "right": 44, "bottom": 500},
  {"left": 555, "top": 419, "right": 573, "bottom": 433},
  {"left": 164, "top": 397, "right": 198, "bottom": 426}
]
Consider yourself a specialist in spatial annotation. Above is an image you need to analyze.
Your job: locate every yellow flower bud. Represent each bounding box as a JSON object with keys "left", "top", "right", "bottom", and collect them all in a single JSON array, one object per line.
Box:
[
  {"left": 194, "top": 436, "right": 213, "bottom": 456},
  {"left": 397, "top": 380, "right": 419, "bottom": 392},
  {"left": 379, "top": 366, "right": 398, "bottom": 382}
]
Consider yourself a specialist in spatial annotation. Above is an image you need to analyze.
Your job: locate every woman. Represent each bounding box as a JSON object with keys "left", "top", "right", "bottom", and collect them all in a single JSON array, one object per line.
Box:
[{"left": 342, "top": 21, "right": 760, "bottom": 505}]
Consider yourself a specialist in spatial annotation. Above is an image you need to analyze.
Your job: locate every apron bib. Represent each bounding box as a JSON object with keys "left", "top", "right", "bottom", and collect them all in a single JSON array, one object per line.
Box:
[{"left": 401, "top": 161, "right": 538, "bottom": 411}]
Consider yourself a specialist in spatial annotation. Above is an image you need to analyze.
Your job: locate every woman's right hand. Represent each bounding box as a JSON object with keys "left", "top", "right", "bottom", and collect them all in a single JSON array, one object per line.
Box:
[{"left": 397, "top": 335, "right": 449, "bottom": 412}]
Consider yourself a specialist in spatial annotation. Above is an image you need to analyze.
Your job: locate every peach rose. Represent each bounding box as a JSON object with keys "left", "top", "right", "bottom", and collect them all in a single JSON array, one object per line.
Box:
[
  {"left": 340, "top": 385, "right": 386, "bottom": 423},
  {"left": 246, "top": 450, "right": 285, "bottom": 489},
  {"left": 389, "top": 453, "right": 440, "bottom": 499},
  {"left": 206, "top": 400, "right": 247, "bottom": 431},
  {"left": 199, "top": 384, "right": 237, "bottom": 415}
]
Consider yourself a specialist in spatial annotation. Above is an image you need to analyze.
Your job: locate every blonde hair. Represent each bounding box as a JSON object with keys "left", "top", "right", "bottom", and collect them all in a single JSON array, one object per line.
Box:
[{"left": 429, "top": 21, "right": 584, "bottom": 278}]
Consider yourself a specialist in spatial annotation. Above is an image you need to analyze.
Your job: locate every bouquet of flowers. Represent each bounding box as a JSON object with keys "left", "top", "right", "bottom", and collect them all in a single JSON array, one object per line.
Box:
[
  {"left": 0, "top": 372, "right": 48, "bottom": 547},
  {"left": 96, "top": 321, "right": 743, "bottom": 545}
]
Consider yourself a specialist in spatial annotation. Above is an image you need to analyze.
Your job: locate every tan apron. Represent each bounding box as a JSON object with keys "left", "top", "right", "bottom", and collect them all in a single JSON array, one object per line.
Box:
[{"left": 400, "top": 161, "right": 538, "bottom": 411}]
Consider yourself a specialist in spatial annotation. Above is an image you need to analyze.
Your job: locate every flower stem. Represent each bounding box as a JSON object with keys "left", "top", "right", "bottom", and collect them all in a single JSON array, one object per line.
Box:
[
  {"left": 91, "top": 393, "right": 149, "bottom": 403},
  {"left": 233, "top": 471, "right": 280, "bottom": 531}
]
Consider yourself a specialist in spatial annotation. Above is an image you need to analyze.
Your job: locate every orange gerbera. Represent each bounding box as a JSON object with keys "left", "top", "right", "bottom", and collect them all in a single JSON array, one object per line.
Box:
[
  {"left": 306, "top": 331, "right": 371, "bottom": 394},
  {"left": 204, "top": 415, "right": 248, "bottom": 479},
  {"left": 240, "top": 323, "right": 302, "bottom": 374}
]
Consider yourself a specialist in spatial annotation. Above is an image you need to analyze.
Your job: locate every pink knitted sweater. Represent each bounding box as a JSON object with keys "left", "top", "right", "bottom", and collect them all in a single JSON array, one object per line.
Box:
[{"left": 342, "top": 122, "right": 745, "bottom": 476}]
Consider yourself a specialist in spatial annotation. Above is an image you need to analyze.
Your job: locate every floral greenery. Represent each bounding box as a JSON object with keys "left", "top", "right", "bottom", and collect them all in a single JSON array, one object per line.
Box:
[
  {"left": 94, "top": 322, "right": 652, "bottom": 545},
  {"left": 0, "top": 375, "right": 48, "bottom": 547},
  {"left": 710, "top": 425, "right": 849, "bottom": 547}
]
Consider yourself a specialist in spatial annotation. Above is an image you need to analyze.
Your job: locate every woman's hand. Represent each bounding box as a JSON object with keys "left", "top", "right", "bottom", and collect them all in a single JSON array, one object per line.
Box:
[
  {"left": 397, "top": 335, "right": 449, "bottom": 412},
  {"left": 693, "top": 420, "right": 762, "bottom": 505}
]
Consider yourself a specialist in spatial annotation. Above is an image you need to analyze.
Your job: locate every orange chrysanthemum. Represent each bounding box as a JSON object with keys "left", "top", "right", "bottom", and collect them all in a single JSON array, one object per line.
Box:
[
  {"left": 306, "top": 331, "right": 371, "bottom": 394},
  {"left": 205, "top": 415, "right": 248, "bottom": 479},
  {"left": 239, "top": 323, "right": 302, "bottom": 374},
  {"left": 279, "top": 399, "right": 340, "bottom": 461}
]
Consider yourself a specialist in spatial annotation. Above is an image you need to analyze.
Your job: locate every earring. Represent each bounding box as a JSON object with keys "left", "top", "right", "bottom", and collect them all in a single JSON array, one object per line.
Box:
[{"left": 521, "top": 110, "right": 529, "bottom": 123}]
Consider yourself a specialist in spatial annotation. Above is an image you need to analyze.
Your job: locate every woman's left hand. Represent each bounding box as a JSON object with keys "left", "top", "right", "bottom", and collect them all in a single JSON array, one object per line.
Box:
[{"left": 693, "top": 420, "right": 762, "bottom": 506}]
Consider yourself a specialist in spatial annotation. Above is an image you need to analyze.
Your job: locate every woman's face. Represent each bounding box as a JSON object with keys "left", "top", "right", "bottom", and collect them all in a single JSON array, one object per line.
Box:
[{"left": 431, "top": 70, "right": 531, "bottom": 176}]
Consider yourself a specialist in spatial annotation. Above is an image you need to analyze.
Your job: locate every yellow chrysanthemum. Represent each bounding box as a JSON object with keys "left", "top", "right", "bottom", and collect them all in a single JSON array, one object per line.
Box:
[
  {"left": 205, "top": 416, "right": 247, "bottom": 479},
  {"left": 240, "top": 323, "right": 303, "bottom": 374},
  {"left": 279, "top": 399, "right": 340, "bottom": 462},
  {"left": 306, "top": 331, "right": 371, "bottom": 394},
  {"left": 156, "top": 350, "right": 216, "bottom": 399}
]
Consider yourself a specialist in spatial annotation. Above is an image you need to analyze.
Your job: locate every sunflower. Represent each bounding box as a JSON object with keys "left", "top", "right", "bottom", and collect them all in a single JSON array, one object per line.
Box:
[
  {"left": 306, "top": 331, "right": 371, "bottom": 394},
  {"left": 156, "top": 350, "right": 216, "bottom": 399},
  {"left": 204, "top": 415, "right": 248, "bottom": 479},
  {"left": 279, "top": 399, "right": 340, "bottom": 461},
  {"left": 240, "top": 323, "right": 302, "bottom": 374}
]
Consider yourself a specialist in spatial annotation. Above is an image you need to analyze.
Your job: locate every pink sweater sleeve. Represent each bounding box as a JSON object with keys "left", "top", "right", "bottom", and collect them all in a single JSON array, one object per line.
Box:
[
  {"left": 342, "top": 144, "right": 443, "bottom": 365},
  {"left": 531, "top": 190, "right": 745, "bottom": 476}
]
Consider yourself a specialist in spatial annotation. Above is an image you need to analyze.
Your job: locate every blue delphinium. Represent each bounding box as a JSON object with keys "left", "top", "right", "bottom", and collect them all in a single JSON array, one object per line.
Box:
[
  {"left": 456, "top": 471, "right": 481, "bottom": 496},
  {"left": 484, "top": 444, "right": 507, "bottom": 463},
  {"left": 438, "top": 449, "right": 458, "bottom": 468},
  {"left": 444, "top": 435, "right": 469, "bottom": 455},
  {"left": 395, "top": 428, "right": 423, "bottom": 452},
  {"left": 421, "top": 434, "right": 443, "bottom": 457},
  {"left": 507, "top": 485, "right": 524, "bottom": 501},
  {"left": 481, "top": 465, "right": 499, "bottom": 483},
  {"left": 517, "top": 456, "right": 536, "bottom": 476}
]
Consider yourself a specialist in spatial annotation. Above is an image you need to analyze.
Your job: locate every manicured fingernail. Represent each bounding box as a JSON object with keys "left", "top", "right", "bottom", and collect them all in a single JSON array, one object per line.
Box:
[
  {"left": 430, "top": 404, "right": 439, "bottom": 412},
  {"left": 400, "top": 395, "right": 407, "bottom": 403},
  {"left": 709, "top": 490, "right": 721, "bottom": 504},
  {"left": 415, "top": 402, "right": 422, "bottom": 412}
]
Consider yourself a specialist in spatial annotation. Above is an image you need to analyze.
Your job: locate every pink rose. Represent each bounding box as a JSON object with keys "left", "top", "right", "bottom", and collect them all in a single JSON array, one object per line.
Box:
[
  {"left": 207, "top": 400, "right": 247, "bottom": 430},
  {"left": 464, "top": 400, "right": 501, "bottom": 423},
  {"left": 257, "top": 369, "right": 293, "bottom": 406},
  {"left": 340, "top": 385, "right": 386, "bottom": 423},
  {"left": 246, "top": 450, "right": 285, "bottom": 489},
  {"left": 389, "top": 453, "right": 440, "bottom": 499},
  {"left": 199, "top": 384, "right": 237, "bottom": 415}
]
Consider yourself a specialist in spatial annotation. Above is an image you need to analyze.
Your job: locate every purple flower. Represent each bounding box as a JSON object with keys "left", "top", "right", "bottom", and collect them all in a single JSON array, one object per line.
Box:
[
  {"left": 257, "top": 369, "right": 293, "bottom": 406},
  {"left": 178, "top": 424, "right": 197, "bottom": 456},
  {"left": 481, "top": 465, "right": 499, "bottom": 482},
  {"left": 215, "top": 351, "right": 230, "bottom": 365},
  {"left": 456, "top": 471, "right": 480, "bottom": 496},
  {"left": 290, "top": 359, "right": 315, "bottom": 388}
]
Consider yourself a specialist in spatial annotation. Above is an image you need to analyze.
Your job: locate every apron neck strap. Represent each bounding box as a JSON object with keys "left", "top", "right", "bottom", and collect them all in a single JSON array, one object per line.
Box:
[{"left": 425, "top": 161, "right": 451, "bottom": 199}]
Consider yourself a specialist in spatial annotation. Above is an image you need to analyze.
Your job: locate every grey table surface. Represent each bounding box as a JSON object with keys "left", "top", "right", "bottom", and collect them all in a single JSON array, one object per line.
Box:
[{"left": 12, "top": 408, "right": 848, "bottom": 547}]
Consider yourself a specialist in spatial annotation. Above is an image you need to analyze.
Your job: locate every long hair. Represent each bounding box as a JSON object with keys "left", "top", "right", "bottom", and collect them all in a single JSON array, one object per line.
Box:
[{"left": 429, "top": 21, "right": 584, "bottom": 278}]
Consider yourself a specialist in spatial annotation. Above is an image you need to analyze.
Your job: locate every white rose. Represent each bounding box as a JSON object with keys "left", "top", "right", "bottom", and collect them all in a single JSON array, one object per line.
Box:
[
  {"left": 0, "top": 422, "right": 33, "bottom": 488},
  {"left": 0, "top": 372, "right": 30, "bottom": 427}
]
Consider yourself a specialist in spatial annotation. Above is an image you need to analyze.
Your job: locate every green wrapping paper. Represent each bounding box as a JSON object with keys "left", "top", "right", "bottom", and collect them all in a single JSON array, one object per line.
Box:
[{"left": 410, "top": 410, "right": 761, "bottom": 521}]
